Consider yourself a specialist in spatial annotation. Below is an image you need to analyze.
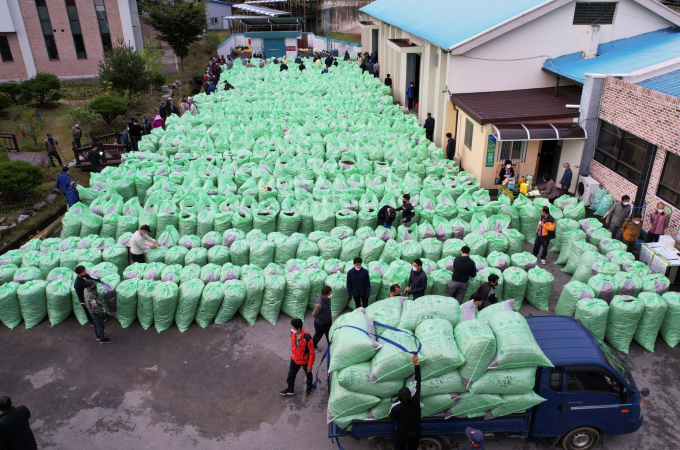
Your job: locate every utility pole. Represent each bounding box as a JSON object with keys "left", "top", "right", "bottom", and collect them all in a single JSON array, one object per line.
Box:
[{"left": 326, "top": 10, "right": 330, "bottom": 52}]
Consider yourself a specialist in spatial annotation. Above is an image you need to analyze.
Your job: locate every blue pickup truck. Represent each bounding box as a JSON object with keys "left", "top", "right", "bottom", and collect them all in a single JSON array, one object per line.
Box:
[{"left": 328, "top": 315, "right": 649, "bottom": 450}]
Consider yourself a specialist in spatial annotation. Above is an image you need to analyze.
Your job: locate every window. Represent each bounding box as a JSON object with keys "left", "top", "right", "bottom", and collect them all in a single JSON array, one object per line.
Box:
[
  {"left": 573, "top": 2, "right": 617, "bottom": 25},
  {"left": 549, "top": 367, "right": 563, "bottom": 392},
  {"left": 65, "top": 0, "right": 86, "bottom": 59},
  {"left": 0, "top": 36, "right": 13, "bottom": 62},
  {"left": 498, "top": 141, "right": 527, "bottom": 162},
  {"left": 657, "top": 152, "right": 680, "bottom": 207},
  {"left": 566, "top": 371, "right": 620, "bottom": 395},
  {"left": 209, "top": 17, "right": 219, "bottom": 25},
  {"left": 35, "top": 0, "right": 59, "bottom": 60},
  {"left": 594, "top": 120, "right": 649, "bottom": 185},
  {"left": 464, "top": 118, "right": 473, "bottom": 150},
  {"left": 94, "top": 0, "right": 113, "bottom": 52}
]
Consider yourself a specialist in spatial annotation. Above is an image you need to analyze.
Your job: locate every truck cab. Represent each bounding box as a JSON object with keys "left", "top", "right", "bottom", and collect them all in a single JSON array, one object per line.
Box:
[{"left": 527, "top": 316, "right": 646, "bottom": 450}]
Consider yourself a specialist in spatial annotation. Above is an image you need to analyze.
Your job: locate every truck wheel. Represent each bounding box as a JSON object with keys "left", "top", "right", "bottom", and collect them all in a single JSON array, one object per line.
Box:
[
  {"left": 561, "top": 427, "right": 601, "bottom": 450},
  {"left": 418, "top": 436, "right": 443, "bottom": 450}
]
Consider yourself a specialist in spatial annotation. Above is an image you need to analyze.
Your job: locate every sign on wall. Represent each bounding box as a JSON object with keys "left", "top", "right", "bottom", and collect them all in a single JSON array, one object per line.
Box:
[
  {"left": 485, "top": 135, "right": 497, "bottom": 167},
  {"left": 286, "top": 46, "right": 296, "bottom": 51}
]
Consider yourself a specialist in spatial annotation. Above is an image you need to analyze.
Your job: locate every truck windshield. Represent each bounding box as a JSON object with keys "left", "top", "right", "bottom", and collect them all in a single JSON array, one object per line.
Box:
[{"left": 597, "top": 338, "right": 633, "bottom": 386}]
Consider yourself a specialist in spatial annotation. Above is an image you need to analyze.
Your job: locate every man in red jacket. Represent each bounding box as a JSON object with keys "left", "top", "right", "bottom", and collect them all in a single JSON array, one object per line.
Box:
[{"left": 280, "top": 318, "right": 315, "bottom": 397}]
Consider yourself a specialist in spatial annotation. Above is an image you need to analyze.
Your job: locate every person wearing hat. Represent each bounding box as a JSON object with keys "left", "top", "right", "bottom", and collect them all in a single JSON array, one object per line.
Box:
[
  {"left": 55, "top": 166, "right": 71, "bottom": 195},
  {"left": 465, "top": 426, "right": 485, "bottom": 449},
  {"left": 44, "top": 133, "right": 63, "bottom": 167},
  {"left": 389, "top": 354, "right": 421, "bottom": 450},
  {"left": 423, "top": 113, "right": 435, "bottom": 142},
  {"left": 65, "top": 181, "right": 80, "bottom": 207},
  {"left": 72, "top": 121, "right": 83, "bottom": 148},
  {"left": 128, "top": 225, "right": 158, "bottom": 263}
]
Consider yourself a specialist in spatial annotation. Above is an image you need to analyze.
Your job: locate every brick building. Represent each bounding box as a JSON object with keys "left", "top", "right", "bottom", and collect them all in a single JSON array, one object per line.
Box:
[{"left": 0, "top": 0, "right": 143, "bottom": 82}]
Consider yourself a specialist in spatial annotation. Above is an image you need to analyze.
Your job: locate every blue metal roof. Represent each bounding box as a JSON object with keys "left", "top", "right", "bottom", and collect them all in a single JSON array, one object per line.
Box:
[
  {"left": 544, "top": 28, "right": 680, "bottom": 83},
  {"left": 359, "top": 0, "right": 552, "bottom": 50},
  {"left": 526, "top": 316, "right": 606, "bottom": 367},
  {"left": 637, "top": 69, "right": 680, "bottom": 98}
]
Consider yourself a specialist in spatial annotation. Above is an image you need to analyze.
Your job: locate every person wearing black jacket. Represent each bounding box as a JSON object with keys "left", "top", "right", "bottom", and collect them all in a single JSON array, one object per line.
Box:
[
  {"left": 474, "top": 274, "right": 499, "bottom": 304},
  {"left": 376, "top": 205, "right": 396, "bottom": 228},
  {"left": 395, "top": 194, "right": 415, "bottom": 226},
  {"left": 471, "top": 293, "right": 492, "bottom": 311},
  {"left": 73, "top": 265, "right": 100, "bottom": 325},
  {"left": 165, "top": 99, "right": 179, "bottom": 117},
  {"left": 389, "top": 354, "right": 421, "bottom": 450},
  {"left": 499, "top": 159, "right": 514, "bottom": 186},
  {"left": 384, "top": 74, "right": 392, "bottom": 89},
  {"left": 325, "top": 55, "right": 333, "bottom": 67},
  {"left": 424, "top": 113, "right": 435, "bottom": 142},
  {"left": 445, "top": 133, "right": 456, "bottom": 160},
  {"left": 405, "top": 259, "right": 427, "bottom": 299},
  {"left": 88, "top": 145, "right": 102, "bottom": 173},
  {"left": 129, "top": 118, "right": 142, "bottom": 151},
  {"left": 346, "top": 257, "right": 370, "bottom": 308},
  {"left": 0, "top": 397, "right": 37, "bottom": 450},
  {"left": 445, "top": 246, "right": 477, "bottom": 303},
  {"left": 280, "top": 62, "right": 288, "bottom": 71}
]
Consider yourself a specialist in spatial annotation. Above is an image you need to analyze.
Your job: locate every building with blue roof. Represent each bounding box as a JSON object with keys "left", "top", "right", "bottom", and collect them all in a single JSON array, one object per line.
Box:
[{"left": 636, "top": 68, "right": 680, "bottom": 98}]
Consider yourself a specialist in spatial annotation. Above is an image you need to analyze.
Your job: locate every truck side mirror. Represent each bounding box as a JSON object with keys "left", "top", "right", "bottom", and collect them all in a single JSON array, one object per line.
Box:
[{"left": 641, "top": 387, "right": 650, "bottom": 398}]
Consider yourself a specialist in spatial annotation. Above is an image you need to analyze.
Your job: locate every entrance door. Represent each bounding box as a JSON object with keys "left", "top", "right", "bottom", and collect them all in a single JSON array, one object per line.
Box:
[
  {"left": 405, "top": 53, "right": 421, "bottom": 111},
  {"left": 372, "top": 29, "right": 379, "bottom": 55},
  {"left": 536, "top": 140, "right": 561, "bottom": 188},
  {"left": 263, "top": 38, "right": 286, "bottom": 58}
]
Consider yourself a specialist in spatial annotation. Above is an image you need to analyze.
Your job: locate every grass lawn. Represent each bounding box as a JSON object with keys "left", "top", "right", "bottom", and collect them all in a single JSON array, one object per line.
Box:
[{"left": 327, "top": 32, "right": 361, "bottom": 45}]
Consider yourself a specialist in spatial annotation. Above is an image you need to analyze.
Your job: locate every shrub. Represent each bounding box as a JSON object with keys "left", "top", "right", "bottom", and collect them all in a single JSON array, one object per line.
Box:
[
  {"left": 88, "top": 93, "right": 128, "bottom": 124},
  {"left": 0, "top": 83, "right": 22, "bottom": 104},
  {"left": 0, "top": 160, "right": 43, "bottom": 201},
  {"left": 98, "top": 39, "right": 150, "bottom": 96},
  {"left": 0, "top": 94, "right": 12, "bottom": 112},
  {"left": 150, "top": 72, "right": 166, "bottom": 90},
  {"left": 20, "top": 73, "right": 62, "bottom": 106}
]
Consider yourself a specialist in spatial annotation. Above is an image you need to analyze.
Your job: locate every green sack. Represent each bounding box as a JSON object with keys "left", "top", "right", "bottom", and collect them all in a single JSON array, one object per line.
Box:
[
  {"left": 587, "top": 274, "right": 618, "bottom": 303},
  {"left": 475, "top": 299, "right": 514, "bottom": 324},
  {"left": 483, "top": 231, "right": 509, "bottom": 256},
  {"left": 421, "top": 393, "right": 461, "bottom": 418},
  {"left": 145, "top": 247, "right": 167, "bottom": 264},
  {"left": 249, "top": 239, "right": 275, "bottom": 268},
  {"left": 180, "top": 264, "right": 201, "bottom": 284},
  {"left": 510, "top": 252, "right": 536, "bottom": 271},
  {"left": 337, "top": 361, "right": 403, "bottom": 398},
  {"left": 116, "top": 280, "right": 138, "bottom": 328},
  {"left": 0, "top": 264, "right": 19, "bottom": 285},
  {"left": 326, "top": 273, "right": 349, "bottom": 316},
  {"left": 525, "top": 267, "right": 553, "bottom": 311},
  {"left": 123, "top": 263, "right": 145, "bottom": 280},
  {"left": 555, "top": 229, "right": 586, "bottom": 265},
  {"left": 613, "top": 272, "right": 643, "bottom": 297},
  {"left": 549, "top": 219, "right": 578, "bottom": 254},
  {"left": 555, "top": 281, "right": 595, "bottom": 316},
  {"left": 0, "top": 249, "right": 24, "bottom": 266},
  {"left": 318, "top": 237, "right": 342, "bottom": 260},
  {"left": 468, "top": 367, "right": 536, "bottom": 395},
  {"left": 185, "top": 247, "right": 208, "bottom": 266},
  {"left": 38, "top": 253, "right": 60, "bottom": 280},
  {"left": 136, "top": 280, "right": 156, "bottom": 330},
  {"left": 642, "top": 273, "right": 670, "bottom": 295},
  {"left": 207, "top": 245, "right": 230, "bottom": 265},
  {"left": 153, "top": 281, "right": 179, "bottom": 333},
  {"left": 518, "top": 204, "right": 540, "bottom": 244},
  {"left": 633, "top": 292, "right": 668, "bottom": 352},
  {"left": 261, "top": 271, "right": 286, "bottom": 325},
  {"left": 563, "top": 202, "right": 586, "bottom": 221},
  {"left": 448, "top": 392, "right": 504, "bottom": 418},
  {"left": 590, "top": 227, "right": 612, "bottom": 249},
  {"left": 17, "top": 280, "right": 48, "bottom": 328},
  {"left": 156, "top": 225, "right": 181, "bottom": 248},
  {"left": 358, "top": 237, "right": 384, "bottom": 264},
  {"left": 296, "top": 239, "right": 319, "bottom": 260},
  {"left": 462, "top": 233, "right": 487, "bottom": 257},
  {"left": 502, "top": 267, "right": 527, "bottom": 311},
  {"left": 79, "top": 213, "right": 103, "bottom": 237},
  {"left": 328, "top": 376, "right": 380, "bottom": 423},
  {"left": 60, "top": 212, "right": 82, "bottom": 238},
  {"left": 0, "top": 282, "right": 22, "bottom": 329},
  {"left": 379, "top": 240, "right": 401, "bottom": 265},
  {"left": 282, "top": 271, "right": 311, "bottom": 319},
  {"left": 370, "top": 328, "right": 421, "bottom": 382},
  {"left": 501, "top": 228, "right": 524, "bottom": 256},
  {"left": 416, "top": 318, "right": 465, "bottom": 379},
  {"left": 420, "top": 238, "right": 443, "bottom": 261},
  {"left": 571, "top": 251, "right": 607, "bottom": 284},
  {"left": 408, "top": 370, "right": 466, "bottom": 398},
  {"left": 605, "top": 295, "right": 644, "bottom": 353},
  {"left": 178, "top": 212, "right": 198, "bottom": 236},
  {"left": 194, "top": 282, "right": 224, "bottom": 328},
  {"left": 46, "top": 279, "right": 73, "bottom": 326},
  {"left": 574, "top": 298, "right": 609, "bottom": 340},
  {"left": 238, "top": 271, "right": 265, "bottom": 325},
  {"left": 178, "top": 235, "right": 201, "bottom": 250},
  {"left": 329, "top": 310, "right": 381, "bottom": 372},
  {"left": 488, "top": 312, "right": 553, "bottom": 369},
  {"left": 339, "top": 236, "right": 364, "bottom": 261},
  {"left": 660, "top": 292, "right": 680, "bottom": 348},
  {"left": 486, "top": 391, "right": 546, "bottom": 419},
  {"left": 485, "top": 252, "right": 510, "bottom": 272},
  {"left": 201, "top": 231, "right": 224, "bottom": 250},
  {"left": 175, "top": 279, "right": 204, "bottom": 332},
  {"left": 197, "top": 209, "right": 217, "bottom": 238},
  {"left": 562, "top": 240, "right": 598, "bottom": 274},
  {"left": 453, "top": 319, "right": 497, "bottom": 386},
  {"left": 305, "top": 268, "right": 328, "bottom": 309},
  {"left": 622, "top": 260, "right": 650, "bottom": 278},
  {"left": 365, "top": 296, "right": 406, "bottom": 331},
  {"left": 398, "top": 296, "right": 461, "bottom": 331},
  {"left": 102, "top": 245, "right": 129, "bottom": 276},
  {"left": 99, "top": 213, "right": 119, "bottom": 239},
  {"left": 599, "top": 238, "right": 627, "bottom": 255},
  {"left": 13, "top": 266, "right": 43, "bottom": 283},
  {"left": 215, "top": 279, "right": 246, "bottom": 324}
]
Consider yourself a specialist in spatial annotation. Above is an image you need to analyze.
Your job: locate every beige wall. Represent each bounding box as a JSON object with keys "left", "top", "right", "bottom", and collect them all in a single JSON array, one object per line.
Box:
[
  {"left": 556, "top": 139, "right": 584, "bottom": 194},
  {"left": 0, "top": 32, "right": 28, "bottom": 81}
]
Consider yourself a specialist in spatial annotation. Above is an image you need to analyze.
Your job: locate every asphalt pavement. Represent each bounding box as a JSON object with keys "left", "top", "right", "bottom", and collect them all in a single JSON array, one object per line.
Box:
[{"left": 1, "top": 242, "right": 679, "bottom": 450}]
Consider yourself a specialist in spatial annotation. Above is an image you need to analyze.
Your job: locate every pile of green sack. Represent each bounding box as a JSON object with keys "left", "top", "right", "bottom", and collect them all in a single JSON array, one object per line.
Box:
[{"left": 327, "top": 302, "right": 550, "bottom": 429}]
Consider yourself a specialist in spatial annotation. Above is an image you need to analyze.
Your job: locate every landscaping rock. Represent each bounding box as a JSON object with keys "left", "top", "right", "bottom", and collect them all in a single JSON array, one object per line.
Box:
[
  {"left": 45, "top": 194, "right": 58, "bottom": 204},
  {"left": 32, "top": 201, "right": 47, "bottom": 211},
  {"left": 17, "top": 215, "right": 30, "bottom": 224}
]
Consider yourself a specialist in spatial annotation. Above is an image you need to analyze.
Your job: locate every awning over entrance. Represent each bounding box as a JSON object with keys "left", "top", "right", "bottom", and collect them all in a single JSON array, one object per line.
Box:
[{"left": 492, "top": 123, "right": 586, "bottom": 141}]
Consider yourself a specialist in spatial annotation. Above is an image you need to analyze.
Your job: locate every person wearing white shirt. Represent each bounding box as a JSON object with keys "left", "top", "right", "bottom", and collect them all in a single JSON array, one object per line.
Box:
[{"left": 128, "top": 225, "right": 158, "bottom": 263}]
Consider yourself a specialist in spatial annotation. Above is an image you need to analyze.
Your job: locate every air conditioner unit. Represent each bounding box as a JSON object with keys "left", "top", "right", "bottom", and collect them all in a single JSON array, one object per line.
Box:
[{"left": 576, "top": 175, "right": 600, "bottom": 206}]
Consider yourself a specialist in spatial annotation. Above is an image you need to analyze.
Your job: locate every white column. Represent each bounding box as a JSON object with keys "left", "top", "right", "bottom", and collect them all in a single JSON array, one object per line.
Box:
[
  {"left": 7, "top": 0, "right": 36, "bottom": 78},
  {"left": 117, "top": 0, "right": 136, "bottom": 50}
]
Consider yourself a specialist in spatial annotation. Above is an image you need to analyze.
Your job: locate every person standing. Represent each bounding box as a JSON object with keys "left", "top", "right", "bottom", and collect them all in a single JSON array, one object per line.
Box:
[
  {"left": 539, "top": 174, "right": 559, "bottom": 203},
  {"left": 622, "top": 213, "right": 643, "bottom": 252},
  {"left": 603, "top": 195, "right": 632, "bottom": 241},
  {"left": 464, "top": 427, "right": 486, "bottom": 449},
  {"left": 295, "top": 54, "right": 302, "bottom": 64},
  {"left": 73, "top": 265, "right": 98, "bottom": 326},
  {"left": 55, "top": 166, "right": 71, "bottom": 197},
  {"left": 325, "top": 54, "right": 333, "bottom": 68},
  {"left": 312, "top": 286, "right": 332, "bottom": 352},
  {"left": 445, "top": 246, "right": 477, "bottom": 303},
  {"left": 122, "top": 124, "right": 131, "bottom": 152},
  {"left": 423, "top": 113, "right": 435, "bottom": 142},
  {"left": 560, "top": 163, "right": 572, "bottom": 196},
  {"left": 0, "top": 396, "right": 37, "bottom": 450},
  {"left": 389, "top": 284, "right": 401, "bottom": 297},
  {"left": 128, "top": 225, "right": 158, "bottom": 263},
  {"left": 72, "top": 121, "right": 83, "bottom": 148},
  {"left": 165, "top": 99, "right": 179, "bottom": 117},
  {"left": 129, "top": 118, "right": 142, "bottom": 151},
  {"left": 395, "top": 194, "right": 415, "bottom": 227},
  {"left": 406, "top": 82, "right": 415, "bottom": 111},
  {"left": 384, "top": 74, "right": 392, "bottom": 90},
  {"left": 445, "top": 133, "right": 456, "bottom": 161},
  {"left": 373, "top": 61, "right": 380, "bottom": 79},
  {"left": 179, "top": 98, "right": 190, "bottom": 117},
  {"left": 152, "top": 114, "right": 164, "bottom": 130},
  {"left": 280, "top": 318, "right": 315, "bottom": 397},
  {"left": 498, "top": 159, "right": 514, "bottom": 186},
  {"left": 226, "top": 56, "right": 233, "bottom": 70},
  {"left": 532, "top": 206, "right": 555, "bottom": 265},
  {"left": 299, "top": 61, "right": 306, "bottom": 71},
  {"left": 347, "top": 257, "right": 370, "bottom": 309},
  {"left": 389, "top": 354, "right": 421, "bottom": 450},
  {"left": 473, "top": 274, "right": 499, "bottom": 304},
  {"left": 404, "top": 259, "right": 427, "bottom": 300},
  {"left": 65, "top": 181, "right": 80, "bottom": 208},
  {"left": 367, "top": 60, "right": 374, "bottom": 76},
  {"left": 88, "top": 145, "right": 102, "bottom": 173},
  {"left": 84, "top": 280, "right": 112, "bottom": 343},
  {"left": 44, "top": 133, "right": 63, "bottom": 167},
  {"left": 647, "top": 202, "right": 670, "bottom": 242},
  {"left": 344, "top": 50, "right": 350, "bottom": 61},
  {"left": 142, "top": 115, "right": 152, "bottom": 134}
]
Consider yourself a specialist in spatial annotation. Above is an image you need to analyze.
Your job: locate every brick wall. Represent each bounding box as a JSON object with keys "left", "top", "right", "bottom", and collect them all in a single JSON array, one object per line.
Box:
[
  {"left": 591, "top": 76, "right": 680, "bottom": 241},
  {"left": 0, "top": 33, "right": 28, "bottom": 81},
  {"left": 17, "top": 0, "right": 125, "bottom": 79}
]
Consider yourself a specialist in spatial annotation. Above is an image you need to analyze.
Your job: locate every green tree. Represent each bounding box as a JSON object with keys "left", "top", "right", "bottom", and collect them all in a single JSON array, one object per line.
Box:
[
  {"left": 20, "top": 73, "right": 62, "bottom": 106},
  {"left": 141, "top": 0, "right": 207, "bottom": 72},
  {"left": 0, "top": 83, "right": 22, "bottom": 104},
  {"left": 98, "top": 39, "right": 151, "bottom": 96},
  {"left": 0, "top": 161, "right": 43, "bottom": 201},
  {"left": 14, "top": 109, "right": 45, "bottom": 145},
  {"left": 141, "top": 35, "right": 164, "bottom": 73},
  {"left": 0, "top": 94, "right": 12, "bottom": 112},
  {"left": 88, "top": 93, "right": 128, "bottom": 124}
]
